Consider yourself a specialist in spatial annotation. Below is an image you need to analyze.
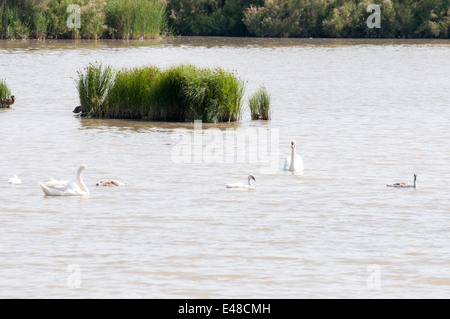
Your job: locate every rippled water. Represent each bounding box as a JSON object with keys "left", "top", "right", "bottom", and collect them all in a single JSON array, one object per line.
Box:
[{"left": 0, "top": 37, "right": 449, "bottom": 298}]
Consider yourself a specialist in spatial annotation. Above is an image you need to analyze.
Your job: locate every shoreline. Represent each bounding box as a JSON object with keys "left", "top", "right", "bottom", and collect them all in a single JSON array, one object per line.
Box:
[{"left": 1, "top": 36, "right": 450, "bottom": 46}]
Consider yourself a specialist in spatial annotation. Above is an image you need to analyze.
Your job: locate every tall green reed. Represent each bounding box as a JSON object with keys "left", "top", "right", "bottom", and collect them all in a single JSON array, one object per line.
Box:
[
  {"left": 76, "top": 63, "right": 114, "bottom": 117},
  {"left": 105, "top": 0, "right": 167, "bottom": 39},
  {"left": 249, "top": 86, "right": 271, "bottom": 120},
  {"left": 0, "top": 79, "right": 11, "bottom": 99},
  {"left": 107, "top": 66, "right": 161, "bottom": 119}
]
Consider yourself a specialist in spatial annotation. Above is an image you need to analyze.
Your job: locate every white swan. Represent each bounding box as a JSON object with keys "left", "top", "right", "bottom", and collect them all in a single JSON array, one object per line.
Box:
[
  {"left": 8, "top": 175, "right": 22, "bottom": 185},
  {"left": 387, "top": 174, "right": 417, "bottom": 189},
  {"left": 40, "top": 164, "right": 89, "bottom": 196},
  {"left": 283, "top": 140, "right": 304, "bottom": 173},
  {"left": 226, "top": 174, "right": 256, "bottom": 190}
]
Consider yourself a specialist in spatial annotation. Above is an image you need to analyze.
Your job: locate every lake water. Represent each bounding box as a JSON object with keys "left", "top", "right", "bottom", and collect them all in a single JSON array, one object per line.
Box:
[{"left": 0, "top": 37, "right": 449, "bottom": 298}]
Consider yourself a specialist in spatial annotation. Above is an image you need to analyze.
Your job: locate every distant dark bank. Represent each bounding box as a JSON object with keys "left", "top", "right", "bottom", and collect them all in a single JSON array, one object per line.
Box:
[{"left": 1, "top": 0, "right": 449, "bottom": 39}]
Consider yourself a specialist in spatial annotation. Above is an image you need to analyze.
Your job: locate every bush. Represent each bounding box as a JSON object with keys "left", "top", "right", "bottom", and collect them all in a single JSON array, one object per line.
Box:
[
  {"left": 322, "top": 1, "right": 369, "bottom": 38},
  {"left": 167, "top": 0, "right": 264, "bottom": 36},
  {"left": 243, "top": 0, "right": 450, "bottom": 38}
]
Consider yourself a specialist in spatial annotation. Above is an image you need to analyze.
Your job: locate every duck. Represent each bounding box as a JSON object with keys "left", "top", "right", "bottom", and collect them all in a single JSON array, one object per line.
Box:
[
  {"left": 73, "top": 105, "right": 82, "bottom": 114},
  {"left": 1, "top": 95, "right": 15, "bottom": 108},
  {"left": 226, "top": 174, "right": 256, "bottom": 190},
  {"left": 387, "top": 174, "right": 417, "bottom": 188}
]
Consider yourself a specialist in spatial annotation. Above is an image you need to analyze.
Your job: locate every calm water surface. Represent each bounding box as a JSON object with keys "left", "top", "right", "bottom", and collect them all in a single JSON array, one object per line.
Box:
[{"left": 0, "top": 37, "right": 449, "bottom": 298}]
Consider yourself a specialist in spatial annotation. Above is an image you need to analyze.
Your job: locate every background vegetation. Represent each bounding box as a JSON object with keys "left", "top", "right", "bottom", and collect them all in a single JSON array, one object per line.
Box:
[
  {"left": 167, "top": 0, "right": 450, "bottom": 38},
  {"left": 0, "top": 0, "right": 167, "bottom": 39},
  {"left": 166, "top": 0, "right": 264, "bottom": 36},
  {"left": 1, "top": 0, "right": 449, "bottom": 39}
]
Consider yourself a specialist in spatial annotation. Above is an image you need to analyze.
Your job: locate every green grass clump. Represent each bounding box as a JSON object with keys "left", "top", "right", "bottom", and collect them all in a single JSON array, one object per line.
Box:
[
  {"left": 76, "top": 63, "right": 246, "bottom": 123},
  {"left": 249, "top": 86, "right": 271, "bottom": 120},
  {"left": 107, "top": 66, "right": 161, "bottom": 119},
  {"left": 0, "top": 79, "right": 12, "bottom": 108},
  {"left": 0, "top": 79, "right": 11, "bottom": 99},
  {"left": 76, "top": 63, "right": 114, "bottom": 117},
  {"left": 176, "top": 65, "right": 245, "bottom": 122}
]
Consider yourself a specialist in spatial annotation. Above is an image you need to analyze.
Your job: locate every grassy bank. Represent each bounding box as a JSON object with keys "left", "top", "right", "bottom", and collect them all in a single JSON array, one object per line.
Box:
[
  {"left": 0, "top": 0, "right": 167, "bottom": 39},
  {"left": 77, "top": 63, "right": 246, "bottom": 123}
]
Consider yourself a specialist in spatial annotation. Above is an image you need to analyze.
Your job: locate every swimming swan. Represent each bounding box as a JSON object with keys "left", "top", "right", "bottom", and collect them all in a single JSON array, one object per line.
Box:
[
  {"left": 40, "top": 164, "right": 89, "bottom": 196},
  {"left": 226, "top": 174, "right": 256, "bottom": 190},
  {"left": 387, "top": 174, "right": 417, "bottom": 189},
  {"left": 8, "top": 175, "right": 22, "bottom": 185},
  {"left": 283, "top": 140, "right": 304, "bottom": 173}
]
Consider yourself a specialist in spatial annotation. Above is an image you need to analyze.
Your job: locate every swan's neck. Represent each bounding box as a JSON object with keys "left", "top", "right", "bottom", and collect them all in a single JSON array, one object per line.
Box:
[
  {"left": 413, "top": 176, "right": 417, "bottom": 188},
  {"left": 77, "top": 168, "right": 89, "bottom": 194},
  {"left": 289, "top": 146, "right": 296, "bottom": 171}
]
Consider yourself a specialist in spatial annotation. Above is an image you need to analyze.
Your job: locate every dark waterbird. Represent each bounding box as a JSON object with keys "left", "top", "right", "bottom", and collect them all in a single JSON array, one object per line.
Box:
[
  {"left": 1, "top": 95, "right": 15, "bottom": 108},
  {"left": 73, "top": 105, "right": 82, "bottom": 114}
]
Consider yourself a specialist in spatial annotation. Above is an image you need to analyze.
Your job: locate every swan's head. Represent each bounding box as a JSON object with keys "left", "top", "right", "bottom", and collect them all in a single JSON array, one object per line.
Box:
[
  {"left": 291, "top": 140, "right": 296, "bottom": 149},
  {"left": 248, "top": 174, "right": 256, "bottom": 181},
  {"left": 414, "top": 174, "right": 417, "bottom": 180},
  {"left": 78, "top": 164, "right": 88, "bottom": 172}
]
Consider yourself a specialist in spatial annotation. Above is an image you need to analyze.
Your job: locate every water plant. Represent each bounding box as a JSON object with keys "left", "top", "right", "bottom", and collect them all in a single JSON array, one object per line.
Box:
[
  {"left": 107, "top": 66, "right": 161, "bottom": 119},
  {"left": 176, "top": 65, "right": 246, "bottom": 122},
  {"left": 76, "top": 63, "right": 246, "bottom": 123},
  {"left": 249, "top": 86, "right": 271, "bottom": 120},
  {"left": 0, "top": 79, "right": 11, "bottom": 99},
  {"left": 76, "top": 63, "right": 114, "bottom": 117}
]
